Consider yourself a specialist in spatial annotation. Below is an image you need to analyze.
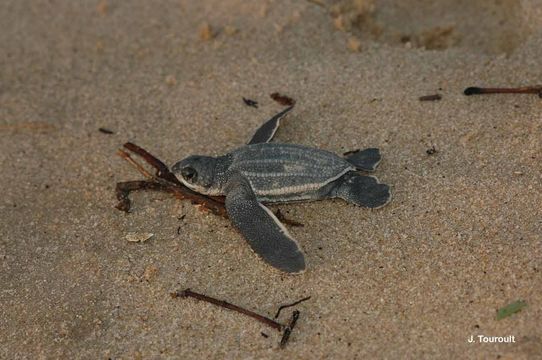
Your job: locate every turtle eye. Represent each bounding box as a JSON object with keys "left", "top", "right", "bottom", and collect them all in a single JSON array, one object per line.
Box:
[{"left": 181, "top": 167, "right": 197, "bottom": 183}]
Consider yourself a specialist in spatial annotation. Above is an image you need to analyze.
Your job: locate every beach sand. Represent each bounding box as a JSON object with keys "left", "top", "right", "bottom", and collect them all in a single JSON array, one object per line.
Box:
[{"left": 1, "top": 0, "right": 540, "bottom": 358}]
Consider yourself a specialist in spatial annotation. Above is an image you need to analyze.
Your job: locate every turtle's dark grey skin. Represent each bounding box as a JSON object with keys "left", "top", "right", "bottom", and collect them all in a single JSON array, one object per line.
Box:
[{"left": 171, "top": 106, "right": 391, "bottom": 273}]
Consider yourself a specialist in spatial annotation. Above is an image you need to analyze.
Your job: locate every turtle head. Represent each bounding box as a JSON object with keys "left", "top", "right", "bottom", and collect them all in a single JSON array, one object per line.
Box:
[{"left": 171, "top": 155, "right": 219, "bottom": 195}]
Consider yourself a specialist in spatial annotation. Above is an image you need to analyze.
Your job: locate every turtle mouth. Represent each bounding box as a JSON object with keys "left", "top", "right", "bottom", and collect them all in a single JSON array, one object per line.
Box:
[
  {"left": 180, "top": 178, "right": 217, "bottom": 195},
  {"left": 177, "top": 176, "right": 200, "bottom": 190},
  {"left": 171, "top": 161, "right": 184, "bottom": 175}
]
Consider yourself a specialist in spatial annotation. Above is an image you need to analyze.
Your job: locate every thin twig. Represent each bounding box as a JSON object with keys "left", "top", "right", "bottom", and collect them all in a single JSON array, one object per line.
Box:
[
  {"left": 270, "top": 92, "right": 296, "bottom": 106},
  {"left": 464, "top": 85, "right": 542, "bottom": 97},
  {"left": 243, "top": 97, "right": 258, "bottom": 108},
  {"left": 419, "top": 94, "right": 442, "bottom": 101},
  {"left": 99, "top": 127, "right": 114, "bottom": 134},
  {"left": 117, "top": 149, "right": 155, "bottom": 180},
  {"left": 123, "top": 142, "right": 181, "bottom": 185},
  {"left": 274, "top": 296, "right": 311, "bottom": 319},
  {"left": 115, "top": 179, "right": 228, "bottom": 217},
  {"left": 280, "top": 310, "right": 300, "bottom": 348},
  {"left": 171, "top": 289, "right": 284, "bottom": 331}
]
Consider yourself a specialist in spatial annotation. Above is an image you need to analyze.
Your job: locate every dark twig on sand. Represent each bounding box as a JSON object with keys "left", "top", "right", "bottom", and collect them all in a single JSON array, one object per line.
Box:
[
  {"left": 123, "top": 142, "right": 181, "bottom": 185},
  {"left": 243, "top": 97, "right": 259, "bottom": 108},
  {"left": 419, "top": 94, "right": 442, "bottom": 101},
  {"left": 171, "top": 289, "right": 283, "bottom": 331},
  {"left": 117, "top": 149, "right": 155, "bottom": 179},
  {"left": 99, "top": 127, "right": 115, "bottom": 134},
  {"left": 280, "top": 310, "right": 300, "bottom": 348},
  {"left": 464, "top": 85, "right": 542, "bottom": 97},
  {"left": 274, "top": 296, "right": 311, "bottom": 319},
  {"left": 115, "top": 177, "right": 227, "bottom": 217},
  {"left": 171, "top": 288, "right": 304, "bottom": 348},
  {"left": 270, "top": 92, "right": 296, "bottom": 106}
]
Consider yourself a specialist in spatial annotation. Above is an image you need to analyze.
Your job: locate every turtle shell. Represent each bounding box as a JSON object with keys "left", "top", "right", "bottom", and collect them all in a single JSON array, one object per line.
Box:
[{"left": 227, "top": 143, "right": 353, "bottom": 201}]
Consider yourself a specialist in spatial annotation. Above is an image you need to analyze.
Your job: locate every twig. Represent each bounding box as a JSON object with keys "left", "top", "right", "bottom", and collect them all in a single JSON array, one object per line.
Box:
[
  {"left": 115, "top": 179, "right": 227, "bottom": 216},
  {"left": 274, "top": 296, "right": 311, "bottom": 319},
  {"left": 419, "top": 94, "right": 442, "bottom": 101},
  {"left": 123, "top": 142, "right": 182, "bottom": 185},
  {"left": 243, "top": 97, "right": 258, "bottom": 108},
  {"left": 117, "top": 149, "right": 155, "bottom": 180},
  {"left": 270, "top": 92, "right": 296, "bottom": 106},
  {"left": 171, "top": 289, "right": 304, "bottom": 348},
  {"left": 171, "top": 289, "right": 283, "bottom": 331},
  {"left": 99, "top": 127, "right": 114, "bottom": 134},
  {"left": 464, "top": 85, "right": 542, "bottom": 97},
  {"left": 280, "top": 310, "right": 300, "bottom": 348}
]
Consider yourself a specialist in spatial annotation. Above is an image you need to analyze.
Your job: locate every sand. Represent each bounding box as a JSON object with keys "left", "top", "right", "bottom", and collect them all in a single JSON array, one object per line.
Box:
[{"left": 1, "top": 0, "right": 541, "bottom": 358}]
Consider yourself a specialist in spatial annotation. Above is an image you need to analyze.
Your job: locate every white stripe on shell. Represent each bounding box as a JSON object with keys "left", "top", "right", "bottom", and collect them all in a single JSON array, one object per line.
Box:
[{"left": 254, "top": 167, "right": 352, "bottom": 196}]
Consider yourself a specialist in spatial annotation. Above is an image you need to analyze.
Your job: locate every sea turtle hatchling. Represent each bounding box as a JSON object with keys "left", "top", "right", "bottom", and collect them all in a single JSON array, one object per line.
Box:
[{"left": 172, "top": 106, "right": 391, "bottom": 273}]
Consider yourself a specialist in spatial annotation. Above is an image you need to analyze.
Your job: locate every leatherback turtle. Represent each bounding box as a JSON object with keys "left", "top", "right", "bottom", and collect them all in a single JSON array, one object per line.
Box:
[{"left": 172, "top": 106, "right": 391, "bottom": 273}]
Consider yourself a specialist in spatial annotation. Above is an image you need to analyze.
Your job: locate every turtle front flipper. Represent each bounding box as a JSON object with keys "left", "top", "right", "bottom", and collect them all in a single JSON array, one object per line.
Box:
[
  {"left": 224, "top": 173, "right": 306, "bottom": 273},
  {"left": 247, "top": 106, "right": 294, "bottom": 144}
]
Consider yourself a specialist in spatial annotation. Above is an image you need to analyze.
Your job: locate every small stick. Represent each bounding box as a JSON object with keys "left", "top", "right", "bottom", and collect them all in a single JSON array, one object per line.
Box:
[
  {"left": 280, "top": 310, "right": 300, "bottom": 348},
  {"left": 123, "top": 142, "right": 182, "bottom": 185},
  {"left": 99, "top": 127, "right": 114, "bottom": 134},
  {"left": 117, "top": 149, "right": 155, "bottom": 180},
  {"left": 243, "top": 97, "right": 258, "bottom": 108},
  {"left": 419, "top": 94, "right": 442, "bottom": 101},
  {"left": 270, "top": 92, "right": 296, "bottom": 106},
  {"left": 274, "top": 296, "right": 311, "bottom": 319},
  {"left": 464, "top": 85, "right": 542, "bottom": 97},
  {"left": 115, "top": 179, "right": 227, "bottom": 216},
  {"left": 171, "top": 289, "right": 284, "bottom": 331}
]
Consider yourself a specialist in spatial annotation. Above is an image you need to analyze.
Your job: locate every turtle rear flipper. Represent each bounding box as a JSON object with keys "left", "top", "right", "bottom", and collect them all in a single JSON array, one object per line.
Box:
[
  {"left": 333, "top": 173, "right": 391, "bottom": 208},
  {"left": 248, "top": 106, "right": 294, "bottom": 144},
  {"left": 225, "top": 173, "right": 306, "bottom": 273},
  {"left": 344, "top": 148, "right": 381, "bottom": 171}
]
